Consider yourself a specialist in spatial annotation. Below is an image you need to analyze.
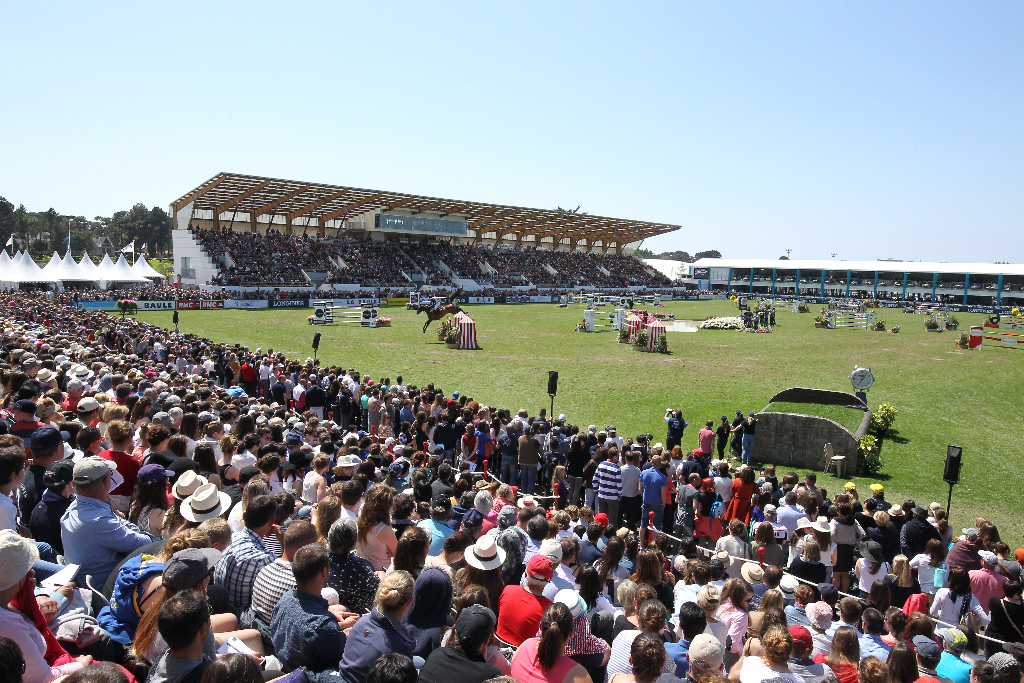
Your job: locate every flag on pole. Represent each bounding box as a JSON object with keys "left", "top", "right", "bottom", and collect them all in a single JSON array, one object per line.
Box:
[
  {"left": 141, "top": 243, "right": 148, "bottom": 254},
  {"left": 4, "top": 236, "right": 12, "bottom": 248},
  {"left": 121, "top": 240, "right": 135, "bottom": 253}
]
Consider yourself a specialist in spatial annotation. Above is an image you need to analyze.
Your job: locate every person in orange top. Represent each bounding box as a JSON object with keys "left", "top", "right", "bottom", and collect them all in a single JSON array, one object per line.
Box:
[
  {"left": 724, "top": 466, "right": 756, "bottom": 525},
  {"left": 97, "top": 420, "right": 141, "bottom": 515}
]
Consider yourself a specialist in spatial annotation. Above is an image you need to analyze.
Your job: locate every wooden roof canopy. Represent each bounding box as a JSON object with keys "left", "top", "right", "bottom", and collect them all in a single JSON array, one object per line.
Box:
[{"left": 172, "top": 173, "right": 678, "bottom": 251}]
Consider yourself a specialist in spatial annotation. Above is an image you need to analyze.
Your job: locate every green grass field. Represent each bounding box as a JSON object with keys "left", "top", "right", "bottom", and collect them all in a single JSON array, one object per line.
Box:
[{"left": 137, "top": 300, "right": 1023, "bottom": 535}]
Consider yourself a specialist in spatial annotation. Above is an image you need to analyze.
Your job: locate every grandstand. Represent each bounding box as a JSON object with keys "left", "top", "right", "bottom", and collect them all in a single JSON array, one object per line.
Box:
[
  {"left": 681, "top": 257, "right": 1024, "bottom": 309},
  {"left": 170, "top": 173, "right": 677, "bottom": 289}
]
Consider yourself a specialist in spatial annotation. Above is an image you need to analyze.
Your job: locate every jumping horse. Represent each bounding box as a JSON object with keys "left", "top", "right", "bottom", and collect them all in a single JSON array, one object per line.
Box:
[{"left": 410, "top": 302, "right": 463, "bottom": 333}]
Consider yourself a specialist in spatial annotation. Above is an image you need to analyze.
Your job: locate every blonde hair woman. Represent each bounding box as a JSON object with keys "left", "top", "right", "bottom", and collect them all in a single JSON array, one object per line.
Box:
[
  {"left": 884, "top": 554, "right": 921, "bottom": 609},
  {"left": 339, "top": 571, "right": 417, "bottom": 681}
]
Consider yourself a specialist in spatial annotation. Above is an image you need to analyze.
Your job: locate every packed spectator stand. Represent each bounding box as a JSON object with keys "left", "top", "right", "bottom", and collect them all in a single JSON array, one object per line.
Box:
[
  {"left": 0, "top": 291, "right": 1022, "bottom": 683},
  {"left": 192, "top": 228, "right": 672, "bottom": 290}
]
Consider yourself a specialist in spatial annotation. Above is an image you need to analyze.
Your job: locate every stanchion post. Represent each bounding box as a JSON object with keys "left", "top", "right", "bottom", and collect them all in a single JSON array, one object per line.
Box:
[
  {"left": 553, "top": 483, "right": 560, "bottom": 510},
  {"left": 482, "top": 460, "right": 488, "bottom": 478},
  {"left": 648, "top": 511, "right": 656, "bottom": 547},
  {"left": 758, "top": 545, "right": 765, "bottom": 568}
]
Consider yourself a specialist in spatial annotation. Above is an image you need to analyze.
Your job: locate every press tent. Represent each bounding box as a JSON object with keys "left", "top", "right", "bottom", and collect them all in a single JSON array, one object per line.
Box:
[{"left": 105, "top": 255, "right": 150, "bottom": 283}]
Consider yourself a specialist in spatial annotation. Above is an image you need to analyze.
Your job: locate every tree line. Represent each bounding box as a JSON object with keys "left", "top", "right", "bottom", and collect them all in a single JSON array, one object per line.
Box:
[
  {"left": 634, "top": 248, "right": 722, "bottom": 262},
  {"left": 0, "top": 197, "right": 172, "bottom": 259}
]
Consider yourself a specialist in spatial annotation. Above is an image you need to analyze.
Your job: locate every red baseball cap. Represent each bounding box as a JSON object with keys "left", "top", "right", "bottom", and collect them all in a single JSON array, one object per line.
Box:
[
  {"left": 789, "top": 625, "right": 812, "bottom": 650},
  {"left": 594, "top": 513, "right": 609, "bottom": 526},
  {"left": 526, "top": 555, "right": 554, "bottom": 582}
]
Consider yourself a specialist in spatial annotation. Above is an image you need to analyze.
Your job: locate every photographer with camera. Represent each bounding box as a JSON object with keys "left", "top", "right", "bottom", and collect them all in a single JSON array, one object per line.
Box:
[{"left": 665, "top": 410, "right": 687, "bottom": 451}]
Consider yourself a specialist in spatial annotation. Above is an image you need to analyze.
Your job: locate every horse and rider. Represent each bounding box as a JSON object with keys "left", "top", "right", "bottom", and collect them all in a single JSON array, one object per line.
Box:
[{"left": 408, "top": 289, "right": 463, "bottom": 333}]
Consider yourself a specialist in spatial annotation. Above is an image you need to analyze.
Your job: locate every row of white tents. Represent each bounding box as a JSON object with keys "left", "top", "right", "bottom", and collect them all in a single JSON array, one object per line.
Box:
[{"left": 1, "top": 250, "right": 165, "bottom": 288}]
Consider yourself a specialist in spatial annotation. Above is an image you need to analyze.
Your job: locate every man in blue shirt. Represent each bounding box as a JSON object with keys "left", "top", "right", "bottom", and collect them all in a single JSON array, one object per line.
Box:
[
  {"left": 639, "top": 456, "right": 668, "bottom": 541},
  {"left": 418, "top": 495, "right": 456, "bottom": 556},
  {"left": 858, "top": 608, "right": 892, "bottom": 661},
  {"left": 60, "top": 456, "right": 155, "bottom": 585},
  {"left": 271, "top": 543, "right": 358, "bottom": 679},
  {"left": 934, "top": 628, "right": 972, "bottom": 683},
  {"left": 667, "top": 603, "right": 707, "bottom": 677}
]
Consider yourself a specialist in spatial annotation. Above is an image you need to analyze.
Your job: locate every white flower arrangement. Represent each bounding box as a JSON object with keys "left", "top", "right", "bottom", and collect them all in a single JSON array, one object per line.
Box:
[{"left": 699, "top": 316, "right": 745, "bottom": 330}]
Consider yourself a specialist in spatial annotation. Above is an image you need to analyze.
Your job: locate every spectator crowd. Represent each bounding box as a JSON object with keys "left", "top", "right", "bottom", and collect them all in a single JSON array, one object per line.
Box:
[{"left": 0, "top": 291, "right": 1021, "bottom": 683}]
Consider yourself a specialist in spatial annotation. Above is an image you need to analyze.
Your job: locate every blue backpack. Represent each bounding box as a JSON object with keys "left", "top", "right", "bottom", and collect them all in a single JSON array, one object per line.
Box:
[
  {"left": 95, "top": 554, "right": 164, "bottom": 646},
  {"left": 710, "top": 495, "right": 725, "bottom": 519}
]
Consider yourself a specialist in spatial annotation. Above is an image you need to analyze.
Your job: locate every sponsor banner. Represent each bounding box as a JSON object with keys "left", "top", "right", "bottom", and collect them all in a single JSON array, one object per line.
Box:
[
  {"left": 137, "top": 300, "right": 176, "bottom": 310},
  {"left": 501, "top": 295, "right": 557, "bottom": 304},
  {"left": 327, "top": 298, "right": 379, "bottom": 307},
  {"left": 76, "top": 301, "right": 120, "bottom": 311},
  {"left": 268, "top": 298, "right": 309, "bottom": 308},
  {"left": 224, "top": 299, "right": 269, "bottom": 309},
  {"left": 383, "top": 297, "right": 408, "bottom": 306},
  {"left": 376, "top": 213, "right": 468, "bottom": 237},
  {"left": 176, "top": 300, "right": 224, "bottom": 310},
  {"left": 455, "top": 296, "right": 495, "bottom": 304}
]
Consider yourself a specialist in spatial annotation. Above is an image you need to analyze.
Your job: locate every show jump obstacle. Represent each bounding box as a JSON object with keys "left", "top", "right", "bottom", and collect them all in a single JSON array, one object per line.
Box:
[
  {"left": 583, "top": 308, "right": 626, "bottom": 332},
  {"left": 972, "top": 322, "right": 1024, "bottom": 350},
  {"left": 310, "top": 300, "right": 379, "bottom": 327},
  {"left": 454, "top": 312, "right": 479, "bottom": 349}
]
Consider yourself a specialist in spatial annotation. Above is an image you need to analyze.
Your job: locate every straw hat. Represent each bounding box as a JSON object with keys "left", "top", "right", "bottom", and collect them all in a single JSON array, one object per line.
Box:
[
  {"left": 464, "top": 535, "right": 506, "bottom": 571},
  {"left": 172, "top": 471, "right": 208, "bottom": 500},
  {"left": 180, "top": 483, "right": 232, "bottom": 523}
]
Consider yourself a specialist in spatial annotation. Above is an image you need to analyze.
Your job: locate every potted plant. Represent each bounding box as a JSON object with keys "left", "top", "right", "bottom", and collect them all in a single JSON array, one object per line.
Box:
[
  {"left": 436, "top": 317, "right": 454, "bottom": 342},
  {"left": 924, "top": 318, "right": 941, "bottom": 332},
  {"left": 889, "top": 325, "right": 901, "bottom": 334},
  {"left": 947, "top": 315, "right": 959, "bottom": 330},
  {"left": 955, "top": 331, "right": 970, "bottom": 349},
  {"left": 814, "top": 314, "right": 827, "bottom": 328},
  {"left": 632, "top": 329, "right": 650, "bottom": 350},
  {"left": 655, "top": 334, "right": 668, "bottom": 353},
  {"left": 618, "top": 325, "right": 630, "bottom": 343},
  {"left": 873, "top": 319, "right": 886, "bottom": 332},
  {"left": 116, "top": 299, "right": 138, "bottom": 317},
  {"left": 797, "top": 303, "right": 809, "bottom": 313},
  {"left": 444, "top": 325, "right": 459, "bottom": 348}
]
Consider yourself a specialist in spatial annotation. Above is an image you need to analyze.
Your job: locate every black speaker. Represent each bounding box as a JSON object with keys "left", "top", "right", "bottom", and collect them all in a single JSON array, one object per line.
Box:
[
  {"left": 943, "top": 445, "right": 962, "bottom": 485},
  {"left": 172, "top": 311, "right": 179, "bottom": 324},
  {"left": 548, "top": 371, "right": 558, "bottom": 396},
  {"left": 312, "top": 333, "right": 321, "bottom": 350}
]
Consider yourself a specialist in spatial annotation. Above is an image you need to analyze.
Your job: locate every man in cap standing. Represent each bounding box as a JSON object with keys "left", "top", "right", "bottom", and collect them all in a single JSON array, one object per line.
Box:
[
  {"left": 685, "top": 633, "right": 724, "bottom": 683},
  {"left": 969, "top": 550, "right": 1008, "bottom": 614},
  {"left": 17, "top": 424, "right": 68, "bottom": 525},
  {"left": 61, "top": 456, "right": 156, "bottom": 585},
  {"left": 418, "top": 604, "right": 503, "bottom": 683}
]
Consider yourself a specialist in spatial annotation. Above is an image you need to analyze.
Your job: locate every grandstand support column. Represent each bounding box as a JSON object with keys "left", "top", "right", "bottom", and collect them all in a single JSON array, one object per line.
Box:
[
  {"left": 284, "top": 217, "right": 292, "bottom": 236},
  {"left": 932, "top": 273, "right": 938, "bottom": 301},
  {"left": 902, "top": 272, "right": 908, "bottom": 301},
  {"left": 214, "top": 210, "right": 220, "bottom": 232},
  {"left": 997, "top": 274, "right": 1003, "bottom": 307},
  {"left": 771, "top": 268, "right": 776, "bottom": 296},
  {"left": 873, "top": 270, "right": 878, "bottom": 299},
  {"left": 963, "top": 273, "right": 969, "bottom": 305},
  {"left": 727, "top": 268, "right": 732, "bottom": 293},
  {"left": 250, "top": 211, "right": 257, "bottom": 233},
  {"left": 820, "top": 269, "right": 826, "bottom": 298},
  {"left": 749, "top": 268, "right": 754, "bottom": 295},
  {"left": 795, "top": 268, "right": 800, "bottom": 298},
  {"left": 846, "top": 270, "right": 851, "bottom": 298}
]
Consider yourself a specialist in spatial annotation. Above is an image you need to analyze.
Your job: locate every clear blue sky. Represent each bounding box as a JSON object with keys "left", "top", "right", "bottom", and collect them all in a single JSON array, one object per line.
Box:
[{"left": 2, "top": 2, "right": 1021, "bottom": 262}]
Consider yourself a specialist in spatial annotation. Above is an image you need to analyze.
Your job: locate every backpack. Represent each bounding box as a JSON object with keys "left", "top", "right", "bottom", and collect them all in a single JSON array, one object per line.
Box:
[
  {"left": 710, "top": 495, "right": 724, "bottom": 519},
  {"left": 96, "top": 554, "right": 164, "bottom": 646}
]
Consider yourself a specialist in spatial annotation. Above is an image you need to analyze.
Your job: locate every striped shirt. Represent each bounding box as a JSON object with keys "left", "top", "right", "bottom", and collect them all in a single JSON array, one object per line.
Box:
[
  {"left": 594, "top": 460, "right": 622, "bottom": 500},
  {"left": 251, "top": 559, "right": 295, "bottom": 622}
]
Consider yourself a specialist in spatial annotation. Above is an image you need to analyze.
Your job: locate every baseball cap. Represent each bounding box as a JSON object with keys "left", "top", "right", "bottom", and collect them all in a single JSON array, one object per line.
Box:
[
  {"left": 526, "top": 555, "right": 554, "bottom": 582},
  {"left": 77, "top": 397, "right": 101, "bottom": 413},
  {"left": 594, "top": 513, "right": 609, "bottom": 526},
  {"left": 73, "top": 455, "right": 116, "bottom": 485},
  {"left": 789, "top": 625, "right": 812, "bottom": 650},
  {"left": 388, "top": 462, "right": 403, "bottom": 476},
  {"left": 454, "top": 604, "right": 496, "bottom": 650},
  {"left": 779, "top": 574, "right": 799, "bottom": 597},
  {"left": 162, "top": 548, "right": 222, "bottom": 591},
  {"left": 138, "top": 463, "right": 174, "bottom": 485},
  {"left": 30, "top": 425, "right": 68, "bottom": 451},
  {"left": 870, "top": 483, "right": 884, "bottom": 494},
  {"left": 912, "top": 635, "right": 941, "bottom": 659},
  {"left": 12, "top": 399, "right": 37, "bottom": 413},
  {"left": 555, "top": 589, "right": 587, "bottom": 619},
  {"left": 937, "top": 628, "right": 967, "bottom": 652},
  {"left": 43, "top": 460, "right": 75, "bottom": 489},
  {"left": 431, "top": 494, "right": 452, "bottom": 513},
  {"left": 963, "top": 528, "right": 980, "bottom": 541},
  {"left": 688, "top": 633, "right": 724, "bottom": 672},
  {"left": 817, "top": 583, "right": 839, "bottom": 605}
]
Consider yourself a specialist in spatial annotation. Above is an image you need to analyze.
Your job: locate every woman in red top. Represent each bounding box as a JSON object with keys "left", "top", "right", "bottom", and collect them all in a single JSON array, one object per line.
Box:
[
  {"left": 694, "top": 478, "right": 724, "bottom": 546},
  {"left": 724, "top": 466, "right": 756, "bottom": 524},
  {"left": 510, "top": 602, "right": 592, "bottom": 683},
  {"left": 814, "top": 625, "right": 860, "bottom": 683},
  {"left": 97, "top": 420, "right": 140, "bottom": 515}
]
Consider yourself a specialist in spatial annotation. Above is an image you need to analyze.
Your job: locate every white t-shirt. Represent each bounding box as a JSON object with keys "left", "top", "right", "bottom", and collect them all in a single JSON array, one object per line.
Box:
[
  {"left": 714, "top": 475, "right": 733, "bottom": 503},
  {"left": 910, "top": 554, "right": 940, "bottom": 594},
  {"left": 258, "top": 364, "right": 272, "bottom": 380},
  {"left": 738, "top": 656, "right": 806, "bottom": 683}
]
